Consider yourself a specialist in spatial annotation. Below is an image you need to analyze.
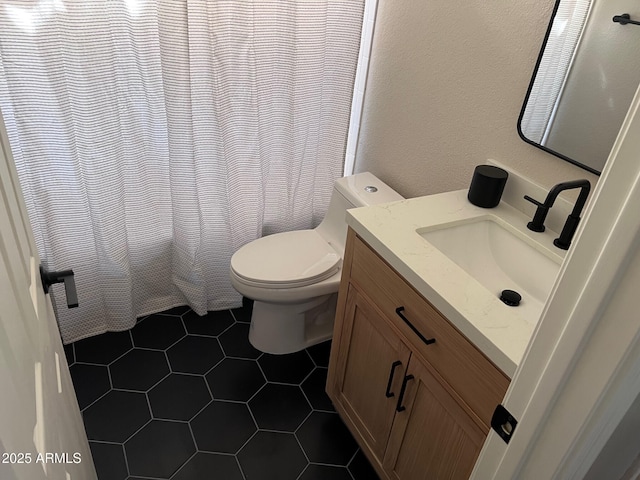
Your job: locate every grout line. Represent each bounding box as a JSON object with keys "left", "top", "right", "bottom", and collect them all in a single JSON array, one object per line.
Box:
[
  {"left": 143, "top": 370, "right": 172, "bottom": 394},
  {"left": 295, "top": 462, "right": 311, "bottom": 480},
  {"left": 225, "top": 354, "right": 261, "bottom": 361},
  {"left": 80, "top": 388, "right": 112, "bottom": 413},
  {"left": 245, "top": 381, "right": 267, "bottom": 405},
  {"left": 346, "top": 448, "right": 360, "bottom": 467},
  {"left": 87, "top": 439, "right": 123, "bottom": 446},
  {"left": 168, "top": 444, "right": 198, "bottom": 480},
  {"left": 202, "top": 369, "right": 216, "bottom": 401},
  {"left": 310, "top": 460, "right": 356, "bottom": 468},
  {"left": 163, "top": 347, "right": 173, "bottom": 376},
  {"left": 293, "top": 429, "right": 311, "bottom": 465},
  {"left": 208, "top": 397, "right": 253, "bottom": 406},
  {"left": 201, "top": 355, "right": 225, "bottom": 377},
  {"left": 185, "top": 331, "right": 229, "bottom": 339},
  {"left": 235, "top": 429, "right": 259, "bottom": 460},
  {"left": 235, "top": 454, "right": 248, "bottom": 480},
  {"left": 178, "top": 314, "right": 188, "bottom": 336},
  {"left": 106, "top": 363, "right": 114, "bottom": 390},
  {"left": 124, "top": 475, "right": 163, "bottom": 480},
  {"left": 294, "top": 410, "right": 314, "bottom": 435},
  {"left": 120, "top": 439, "right": 132, "bottom": 478},
  {"left": 130, "top": 345, "right": 171, "bottom": 352},
  {"left": 299, "top": 364, "right": 317, "bottom": 384},
  {"left": 122, "top": 417, "right": 154, "bottom": 445},
  {"left": 149, "top": 417, "right": 190, "bottom": 424},
  {"left": 106, "top": 347, "right": 134, "bottom": 367},
  {"left": 72, "top": 360, "right": 113, "bottom": 367},
  {"left": 186, "top": 398, "right": 213, "bottom": 422},
  {"left": 298, "top": 384, "right": 312, "bottom": 411},
  {"left": 263, "top": 379, "right": 310, "bottom": 387}
]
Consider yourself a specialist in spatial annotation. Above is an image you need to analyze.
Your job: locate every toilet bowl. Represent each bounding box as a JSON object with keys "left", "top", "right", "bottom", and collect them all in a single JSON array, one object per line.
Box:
[{"left": 230, "top": 172, "right": 404, "bottom": 354}]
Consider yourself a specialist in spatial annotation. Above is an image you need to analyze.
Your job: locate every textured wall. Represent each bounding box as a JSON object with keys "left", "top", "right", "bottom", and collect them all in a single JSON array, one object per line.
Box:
[{"left": 354, "top": 0, "right": 599, "bottom": 199}]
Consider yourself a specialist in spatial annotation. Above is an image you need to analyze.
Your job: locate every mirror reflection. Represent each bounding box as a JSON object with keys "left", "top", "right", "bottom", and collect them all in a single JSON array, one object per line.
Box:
[{"left": 519, "top": 0, "right": 640, "bottom": 175}]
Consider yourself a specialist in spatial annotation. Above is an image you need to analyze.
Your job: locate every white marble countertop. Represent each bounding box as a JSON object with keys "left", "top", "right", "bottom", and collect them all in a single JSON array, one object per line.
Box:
[{"left": 346, "top": 189, "right": 566, "bottom": 377}]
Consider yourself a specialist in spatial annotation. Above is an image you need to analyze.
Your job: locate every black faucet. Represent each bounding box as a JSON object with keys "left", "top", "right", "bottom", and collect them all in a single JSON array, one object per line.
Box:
[{"left": 524, "top": 179, "right": 591, "bottom": 250}]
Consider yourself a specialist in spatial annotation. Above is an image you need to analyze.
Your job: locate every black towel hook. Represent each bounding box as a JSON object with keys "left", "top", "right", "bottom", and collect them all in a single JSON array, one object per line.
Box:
[{"left": 613, "top": 14, "right": 640, "bottom": 26}]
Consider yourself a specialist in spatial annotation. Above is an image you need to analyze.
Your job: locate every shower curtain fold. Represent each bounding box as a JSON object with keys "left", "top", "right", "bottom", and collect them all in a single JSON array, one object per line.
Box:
[{"left": 0, "top": 0, "right": 364, "bottom": 342}]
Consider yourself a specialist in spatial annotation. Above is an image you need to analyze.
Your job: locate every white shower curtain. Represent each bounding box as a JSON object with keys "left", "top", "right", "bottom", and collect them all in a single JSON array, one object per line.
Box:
[{"left": 0, "top": 0, "right": 364, "bottom": 343}]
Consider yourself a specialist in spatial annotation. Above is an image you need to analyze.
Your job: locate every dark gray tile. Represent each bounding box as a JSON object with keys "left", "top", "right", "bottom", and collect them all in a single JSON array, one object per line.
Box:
[
  {"left": 297, "top": 412, "right": 358, "bottom": 465},
  {"left": 237, "top": 431, "right": 306, "bottom": 480},
  {"left": 167, "top": 336, "right": 224, "bottom": 374},
  {"left": 125, "top": 420, "right": 195, "bottom": 478},
  {"left": 89, "top": 442, "right": 128, "bottom": 480},
  {"left": 206, "top": 358, "right": 265, "bottom": 402},
  {"left": 190, "top": 401, "right": 256, "bottom": 454},
  {"left": 110, "top": 349, "right": 169, "bottom": 391},
  {"left": 301, "top": 368, "right": 334, "bottom": 412},
  {"left": 70, "top": 363, "right": 111, "bottom": 410},
  {"left": 74, "top": 331, "right": 132, "bottom": 364},
  {"left": 83, "top": 391, "right": 150, "bottom": 442},
  {"left": 306, "top": 340, "right": 332, "bottom": 368},
  {"left": 161, "top": 305, "right": 192, "bottom": 316},
  {"left": 348, "top": 449, "right": 380, "bottom": 480},
  {"left": 258, "top": 350, "right": 314, "bottom": 384},
  {"left": 173, "top": 452, "right": 243, "bottom": 480},
  {"left": 64, "top": 343, "right": 75, "bottom": 366},
  {"left": 300, "top": 464, "right": 353, "bottom": 480},
  {"left": 148, "top": 374, "right": 211, "bottom": 421},
  {"left": 219, "top": 323, "right": 261, "bottom": 359},
  {"left": 248, "top": 384, "right": 310, "bottom": 432},
  {"left": 131, "top": 314, "right": 186, "bottom": 349},
  {"left": 182, "top": 310, "right": 234, "bottom": 336},
  {"left": 231, "top": 299, "right": 253, "bottom": 323},
  {"left": 74, "top": 307, "right": 371, "bottom": 480}
]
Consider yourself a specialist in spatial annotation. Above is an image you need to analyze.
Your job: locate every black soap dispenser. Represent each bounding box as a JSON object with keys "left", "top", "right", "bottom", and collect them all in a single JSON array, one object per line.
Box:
[{"left": 467, "top": 165, "right": 508, "bottom": 208}]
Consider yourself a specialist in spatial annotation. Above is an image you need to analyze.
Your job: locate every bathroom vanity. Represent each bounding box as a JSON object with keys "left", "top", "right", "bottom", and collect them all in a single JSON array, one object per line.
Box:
[{"left": 327, "top": 187, "right": 567, "bottom": 479}]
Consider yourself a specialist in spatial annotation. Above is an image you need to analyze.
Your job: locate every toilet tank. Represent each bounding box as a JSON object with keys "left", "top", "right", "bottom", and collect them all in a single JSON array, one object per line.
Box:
[{"left": 316, "top": 172, "right": 404, "bottom": 255}]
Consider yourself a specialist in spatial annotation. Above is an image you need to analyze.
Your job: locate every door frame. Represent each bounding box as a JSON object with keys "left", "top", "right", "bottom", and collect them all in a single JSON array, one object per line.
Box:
[
  {"left": 471, "top": 85, "right": 640, "bottom": 476},
  {"left": 0, "top": 109, "right": 96, "bottom": 480}
]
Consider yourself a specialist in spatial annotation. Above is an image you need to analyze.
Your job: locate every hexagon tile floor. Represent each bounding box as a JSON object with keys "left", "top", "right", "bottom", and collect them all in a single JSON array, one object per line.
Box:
[{"left": 65, "top": 302, "right": 380, "bottom": 480}]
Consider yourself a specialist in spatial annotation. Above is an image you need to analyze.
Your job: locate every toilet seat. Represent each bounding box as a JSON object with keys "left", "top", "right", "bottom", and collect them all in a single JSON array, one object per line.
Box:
[{"left": 230, "top": 230, "right": 341, "bottom": 289}]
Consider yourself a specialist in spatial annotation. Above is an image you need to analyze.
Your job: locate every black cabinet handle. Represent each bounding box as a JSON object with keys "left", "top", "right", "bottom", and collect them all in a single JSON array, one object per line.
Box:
[
  {"left": 40, "top": 266, "right": 78, "bottom": 308},
  {"left": 396, "top": 374, "right": 414, "bottom": 412},
  {"left": 395, "top": 307, "right": 435, "bottom": 346},
  {"left": 385, "top": 361, "right": 402, "bottom": 398}
]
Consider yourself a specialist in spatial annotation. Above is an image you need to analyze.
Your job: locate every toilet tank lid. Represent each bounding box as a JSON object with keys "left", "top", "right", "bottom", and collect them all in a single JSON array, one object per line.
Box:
[{"left": 335, "top": 172, "right": 404, "bottom": 207}]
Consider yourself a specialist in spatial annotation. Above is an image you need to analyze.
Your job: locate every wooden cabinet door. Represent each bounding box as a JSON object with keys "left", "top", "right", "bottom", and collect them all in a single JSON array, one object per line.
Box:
[
  {"left": 383, "top": 355, "right": 486, "bottom": 480},
  {"left": 329, "top": 285, "right": 411, "bottom": 462}
]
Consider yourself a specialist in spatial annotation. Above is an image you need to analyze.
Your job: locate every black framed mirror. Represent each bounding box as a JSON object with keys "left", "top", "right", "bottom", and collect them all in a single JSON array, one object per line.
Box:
[{"left": 518, "top": 0, "right": 640, "bottom": 175}]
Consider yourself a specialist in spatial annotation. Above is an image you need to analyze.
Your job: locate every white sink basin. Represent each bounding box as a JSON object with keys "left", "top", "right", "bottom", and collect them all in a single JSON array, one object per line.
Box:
[{"left": 418, "top": 217, "right": 561, "bottom": 322}]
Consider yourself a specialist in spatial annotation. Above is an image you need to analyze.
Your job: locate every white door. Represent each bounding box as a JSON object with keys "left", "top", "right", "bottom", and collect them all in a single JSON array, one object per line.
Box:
[{"left": 0, "top": 113, "right": 96, "bottom": 480}]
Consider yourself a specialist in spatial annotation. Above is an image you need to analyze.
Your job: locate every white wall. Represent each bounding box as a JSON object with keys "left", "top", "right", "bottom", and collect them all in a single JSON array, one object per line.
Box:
[{"left": 354, "top": 0, "right": 599, "bottom": 199}]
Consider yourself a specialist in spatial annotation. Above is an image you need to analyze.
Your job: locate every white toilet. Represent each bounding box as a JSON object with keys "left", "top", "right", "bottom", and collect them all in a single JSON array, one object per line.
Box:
[{"left": 230, "top": 172, "right": 404, "bottom": 354}]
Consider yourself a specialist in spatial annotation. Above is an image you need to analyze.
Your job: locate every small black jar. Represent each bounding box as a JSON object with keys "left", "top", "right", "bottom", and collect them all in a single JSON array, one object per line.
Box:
[{"left": 467, "top": 165, "right": 508, "bottom": 208}]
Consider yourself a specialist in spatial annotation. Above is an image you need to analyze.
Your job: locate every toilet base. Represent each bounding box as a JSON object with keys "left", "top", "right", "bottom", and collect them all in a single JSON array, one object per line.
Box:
[{"left": 248, "top": 294, "right": 338, "bottom": 354}]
